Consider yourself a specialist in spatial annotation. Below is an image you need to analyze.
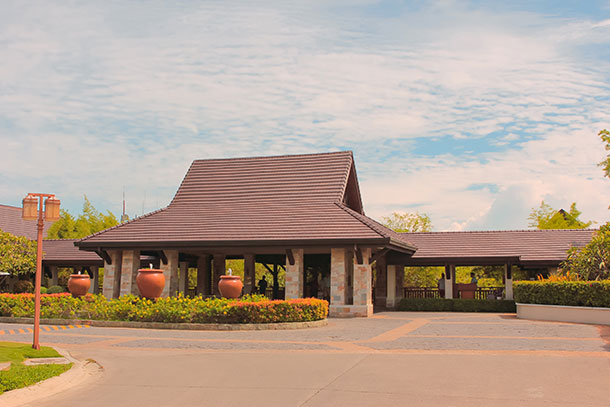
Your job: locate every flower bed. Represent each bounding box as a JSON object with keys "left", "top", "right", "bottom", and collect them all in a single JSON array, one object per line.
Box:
[
  {"left": 0, "top": 293, "right": 328, "bottom": 324},
  {"left": 513, "top": 281, "right": 610, "bottom": 308}
]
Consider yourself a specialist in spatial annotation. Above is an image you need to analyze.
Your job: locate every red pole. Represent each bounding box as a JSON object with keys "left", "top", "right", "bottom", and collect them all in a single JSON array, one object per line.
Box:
[{"left": 33, "top": 196, "right": 43, "bottom": 350}]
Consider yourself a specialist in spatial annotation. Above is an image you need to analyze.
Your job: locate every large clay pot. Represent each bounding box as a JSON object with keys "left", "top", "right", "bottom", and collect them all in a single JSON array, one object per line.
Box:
[
  {"left": 68, "top": 274, "right": 91, "bottom": 297},
  {"left": 218, "top": 275, "right": 243, "bottom": 299},
  {"left": 136, "top": 268, "right": 165, "bottom": 299}
]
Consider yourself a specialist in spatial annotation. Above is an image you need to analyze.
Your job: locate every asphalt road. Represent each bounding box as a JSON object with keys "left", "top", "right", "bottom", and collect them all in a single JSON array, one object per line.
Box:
[{"left": 2, "top": 312, "right": 609, "bottom": 407}]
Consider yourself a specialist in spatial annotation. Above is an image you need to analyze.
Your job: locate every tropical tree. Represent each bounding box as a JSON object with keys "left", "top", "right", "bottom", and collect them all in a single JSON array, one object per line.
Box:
[
  {"left": 381, "top": 211, "right": 440, "bottom": 286},
  {"left": 0, "top": 229, "right": 36, "bottom": 275},
  {"left": 598, "top": 129, "right": 610, "bottom": 179},
  {"left": 528, "top": 201, "right": 592, "bottom": 229},
  {"left": 561, "top": 223, "right": 610, "bottom": 280},
  {"left": 380, "top": 211, "right": 432, "bottom": 232},
  {"left": 47, "top": 196, "right": 119, "bottom": 239}
]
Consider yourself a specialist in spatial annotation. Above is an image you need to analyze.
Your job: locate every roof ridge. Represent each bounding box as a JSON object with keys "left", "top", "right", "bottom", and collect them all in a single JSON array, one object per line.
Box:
[
  {"left": 336, "top": 203, "right": 417, "bottom": 251},
  {"left": 76, "top": 207, "right": 169, "bottom": 243},
  {"left": 191, "top": 151, "right": 353, "bottom": 164},
  {"left": 402, "top": 229, "right": 599, "bottom": 235}
]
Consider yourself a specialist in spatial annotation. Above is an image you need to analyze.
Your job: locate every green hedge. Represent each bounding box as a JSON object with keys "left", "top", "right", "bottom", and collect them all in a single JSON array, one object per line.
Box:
[
  {"left": 514, "top": 281, "right": 610, "bottom": 308},
  {"left": 0, "top": 293, "right": 328, "bottom": 324},
  {"left": 396, "top": 298, "right": 516, "bottom": 312}
]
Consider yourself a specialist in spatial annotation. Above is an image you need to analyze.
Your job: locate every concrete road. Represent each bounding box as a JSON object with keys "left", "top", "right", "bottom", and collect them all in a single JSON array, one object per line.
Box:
[{"left": 2, "top": 312, "right": 609, "bottom": 407}]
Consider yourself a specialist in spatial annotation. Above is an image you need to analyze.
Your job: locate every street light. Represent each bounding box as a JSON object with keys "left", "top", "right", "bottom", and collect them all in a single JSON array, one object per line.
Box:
[{"left": 21, "top": 193, "right": 60, "bottom": 350}]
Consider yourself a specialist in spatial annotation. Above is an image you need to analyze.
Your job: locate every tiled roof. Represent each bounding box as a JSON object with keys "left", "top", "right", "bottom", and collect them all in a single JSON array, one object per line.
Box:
[
  {"left": 42, "top": 239, "right": 103, "bottom": 263},
  {"left": 401, "top": 229, "right": 595, "bottom": 264},
  {"left": 0, "top": 204, "right": 55, "bottom": 240},
  {"left": 78, "top": 152, "right": 417, "bottom": 252}
]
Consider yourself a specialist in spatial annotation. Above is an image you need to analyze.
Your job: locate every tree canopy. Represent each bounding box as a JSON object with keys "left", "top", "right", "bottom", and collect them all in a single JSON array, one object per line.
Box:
[
  {"left": 561, "top": 223, "right": 610, "bottom": 280},
  {"left": 0, "top": 229, "right": 36, "bottom": 275},
  {"left": 381, "top": 211, "right": 433, "bottom": 232},
  {"left": 47, "top": 196, "right": 119, "bottom": 239},
  {"left": 528, "top": 201, "right": 592, "bottom": 230},
  {"left": 598, "top": 129, "right": 610, "bottom": 179}
]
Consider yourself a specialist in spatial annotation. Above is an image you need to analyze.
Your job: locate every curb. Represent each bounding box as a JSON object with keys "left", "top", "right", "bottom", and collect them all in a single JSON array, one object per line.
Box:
[
  {"left": 0, "top": 347, "right": 103, "bottom": 407},
  {"left": 0, "top": 317, "right": 328, "bottom": 331}
]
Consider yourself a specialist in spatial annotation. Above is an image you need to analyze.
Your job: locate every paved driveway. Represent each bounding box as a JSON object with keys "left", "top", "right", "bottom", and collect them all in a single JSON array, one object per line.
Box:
[{"left": 2, "top": 312, "right": 609, "bottom": 407}]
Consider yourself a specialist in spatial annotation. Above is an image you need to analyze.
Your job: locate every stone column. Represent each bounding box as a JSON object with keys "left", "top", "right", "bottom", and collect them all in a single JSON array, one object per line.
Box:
[
  {"left": 212, "top": 254, "right": 226, "bottom": 296},
  {"left": 120, "top": 249, "right": 140, "bottom": 296},
  {"left": 179, "top": 261, "right": 189, "bottom": 295},
  {"left": 352, "top": 248, "right": 373, "bottom": 317},
  {"left": 160, "top": 250, "right": 179, "bottom": 297},
  {"left": 49, "top": 266, "right": 59, "bottom": 287},
  {"left": 444, "top": 264, "right": 454, "bottom": 299},
  {"left": 89, "top": 266, "right": 100, "bottom": 294},
  {"left": 395, "top": 265, "right": 404, "bottom": 303},
  {"left": 386, "top": 265, "right": 397, "bottom": 308},
  {"left": 285, "top": 249, "right": 304, "bottom": 300},
  {"left": 196, "top": 255, "right": 210, "bottom": 296},
  {"left": 505, "top": 264, "right": 514, "bottom": 300},
  {"left": 244, "top": 254, "right": 256, "bottom": 294},
  {"left": 374, "top": 254, "right": 387, "bottom": 307},
  {"left": 102, "top": 250, "right": 122, "bottom": 299},
  {"left": 329, "top": 248, "right": 349, "bottom": 315}
]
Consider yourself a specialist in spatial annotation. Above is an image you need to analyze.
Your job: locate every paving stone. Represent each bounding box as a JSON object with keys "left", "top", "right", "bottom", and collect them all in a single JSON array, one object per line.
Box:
[{"left": 0, "top": 361, "right": 11, "bottom": 371}]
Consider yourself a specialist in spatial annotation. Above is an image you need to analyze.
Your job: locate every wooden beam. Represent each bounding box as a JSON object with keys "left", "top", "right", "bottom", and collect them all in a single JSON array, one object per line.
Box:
[
  {"left": 369, "top": 248, "right": 390, "bottom": 265},
  {"left": 285, "top": 249, "right": 295, "bottom": 266},
  {"left": 262, "top": 263, "right": 274, "bottom": 273},
  {"left": 95, "top": 249, "right": 112, "bottom": 265},
  {"left": 159, "top": 251, "right": 168, "bottom": 265},
  {"left": 354, "top": 245, "right": 363, "bottom": 264}
]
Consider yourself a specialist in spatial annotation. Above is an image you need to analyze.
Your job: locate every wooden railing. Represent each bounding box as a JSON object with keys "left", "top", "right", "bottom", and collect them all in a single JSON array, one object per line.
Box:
[{"left": 403, "top": 286, "right": 505, "bottom": 300}]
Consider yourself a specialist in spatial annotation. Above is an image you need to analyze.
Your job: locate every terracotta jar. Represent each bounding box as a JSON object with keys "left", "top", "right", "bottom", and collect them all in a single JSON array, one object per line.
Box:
[
  {"left": 218, "top": 275, "right": 243, "bottom": 299},
  {"left": 136, "top": 268, "right": 165, "bottom": 299},
  {"left": 67, "top": 274, "right": 91, "bottom": 297}
]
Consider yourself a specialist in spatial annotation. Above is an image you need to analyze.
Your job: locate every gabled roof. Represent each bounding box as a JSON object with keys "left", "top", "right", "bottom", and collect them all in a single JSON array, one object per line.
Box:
[
  {"left": 77, "top": 152, "right": 416, "bottom": 252},
  {"left": 399, "top": 229, "right": 596, "bottom": 266},
  {"left": 42, "top": 239, "right": 103, "bottom": 265},
  {"left": 0, "top": 204, "right": 55, "bottom": 240}
]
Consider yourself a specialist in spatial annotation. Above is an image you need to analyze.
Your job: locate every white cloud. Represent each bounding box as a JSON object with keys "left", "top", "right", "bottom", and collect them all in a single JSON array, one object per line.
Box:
[{"left": 0, "top": 1, "right": 609, "bottom": 226}]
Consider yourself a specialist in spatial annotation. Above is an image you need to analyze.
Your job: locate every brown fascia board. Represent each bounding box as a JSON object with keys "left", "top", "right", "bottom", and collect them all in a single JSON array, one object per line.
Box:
[
  {"left": 390, "top": 253, "right": 522, "bottom": 267},
  {"left": 75, "top": 237, "right": 416, "bottom": 254}
]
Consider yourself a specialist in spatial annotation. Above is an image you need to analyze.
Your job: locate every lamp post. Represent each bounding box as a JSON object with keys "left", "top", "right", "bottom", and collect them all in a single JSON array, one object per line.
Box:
[{"left": 22, "top": 193, "right": 60, "bottom": 350}]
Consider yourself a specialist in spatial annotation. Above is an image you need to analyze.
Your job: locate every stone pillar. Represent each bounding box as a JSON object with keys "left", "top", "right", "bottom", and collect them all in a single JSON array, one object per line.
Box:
[
  {"left": 160, "top": 250, "right": 179, "bottom": 297},
  {"left": 244, "top": 254, "right": 256, "bottom": 294},
  {"left": 505, "top": 264, "right": 514, "bottom": 300},
  {"left": 50, "top": 266, "right": 59, "bottom": 287},
  {"left": 444, "top": 264, "right": 454, "bottom": 299},
  {"left": 352, "top": 247, "right": 373, "bottom": 317},
  {"left": 179, "top": 261, "right": 189, "bottom": 295},
  {"left": 196, "top": 255, "right": 210, "bottom": 296},
  {"left": 386, "top": 265, "right": 397, "bottom": 308},
  {"left": 374, "top": 255, "right": 387, "bottom": 307},
  {"left": 102, "top": 250, "right": 122, "bottom": 299},
  {"left": 285, "top": 249, "right": 304, "bottom": 300},
  {"left": 89, "top": 266, "right": 100, "bottom": 294},
  {"left": 212, "top": 254, "right": 226, "bottom": 296},
  {"left": 329, "top": 248, "right": 349, "bottom": 315},
  {"left": 395, "top": 265, "right": 404, "bottom": 303},
  {"left": 120, "top": 249, "right": 140, "bottom": 296}
]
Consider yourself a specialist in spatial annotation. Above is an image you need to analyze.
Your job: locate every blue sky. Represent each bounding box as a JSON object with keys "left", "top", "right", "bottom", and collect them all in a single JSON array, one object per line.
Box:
[{"left": 1, "top": 0, "right": 610, "bottom": 231}]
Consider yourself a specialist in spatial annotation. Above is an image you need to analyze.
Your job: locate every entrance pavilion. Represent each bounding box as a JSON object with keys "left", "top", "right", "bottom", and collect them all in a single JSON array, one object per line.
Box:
[
  {"left": 74, "top": 151, "right": 595, "bottom": 317},
  {"left": 75, "top": 152, "right": 416, "bottom": 317}
]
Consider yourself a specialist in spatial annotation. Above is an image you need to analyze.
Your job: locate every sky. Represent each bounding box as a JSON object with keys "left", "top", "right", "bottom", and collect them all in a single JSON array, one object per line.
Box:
[{"left": 1, "top": 0, "right": 610, "bottom": 231}]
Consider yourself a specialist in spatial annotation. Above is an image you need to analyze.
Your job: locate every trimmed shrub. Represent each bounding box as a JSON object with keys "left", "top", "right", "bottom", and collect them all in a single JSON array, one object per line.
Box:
[
  {"left": 14, "top": 280, "right": 34, "bottom": 294},
  {"left": 47, "top": 285, "right": 66, "bottom": 294},
  {"left": 396, "top": 298, "right": 516, "bottom": 313},
  {"left": 0, "top": 293, "right": 328, "bottom": 323},
  {"left": 39, "top": 287, "right": 48, "bottom": 294},
  {"left": 514, "top": 280, "right": 610, "bottom": 308}
]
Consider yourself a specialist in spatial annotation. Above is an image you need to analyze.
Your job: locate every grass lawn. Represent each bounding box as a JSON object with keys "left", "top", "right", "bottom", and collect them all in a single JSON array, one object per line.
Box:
[{"left": 0, "top": 341, "right": 72, "bottom": 394}]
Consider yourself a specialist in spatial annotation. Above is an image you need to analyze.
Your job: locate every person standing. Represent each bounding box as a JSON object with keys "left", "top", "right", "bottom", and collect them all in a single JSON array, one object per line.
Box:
[{"left": 438, "top": 273, "right": 445, "bottom": 298}]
